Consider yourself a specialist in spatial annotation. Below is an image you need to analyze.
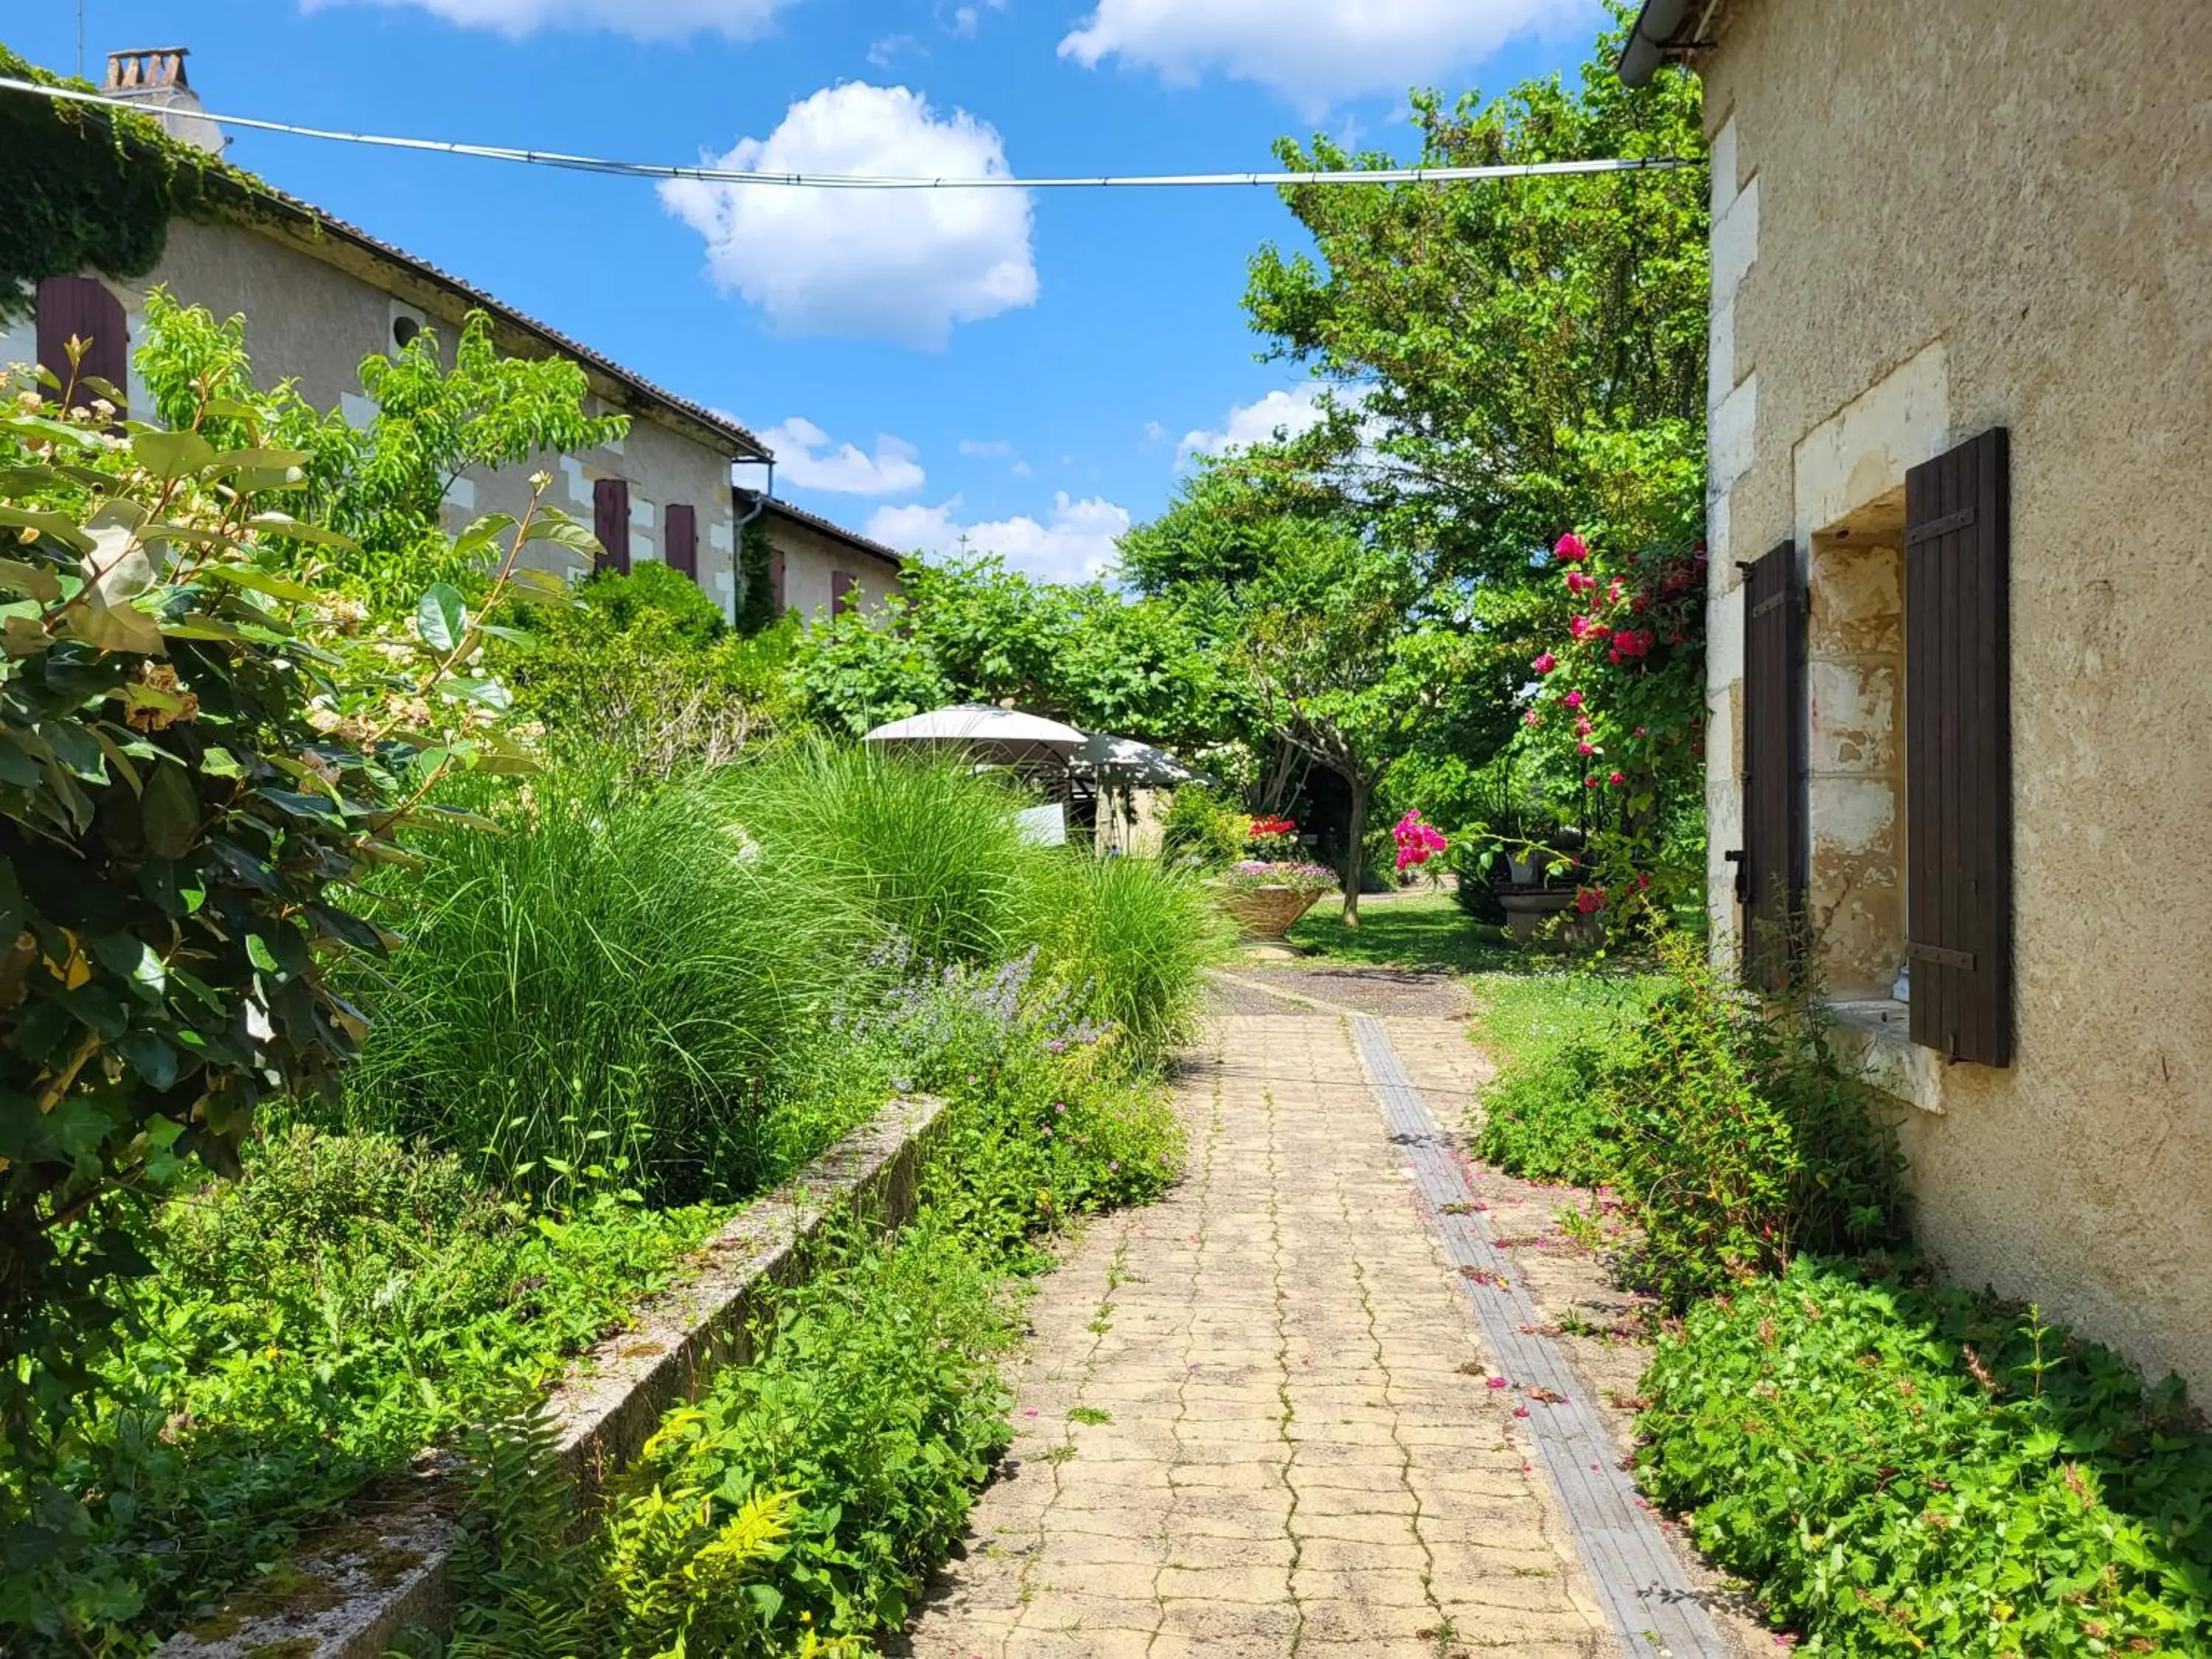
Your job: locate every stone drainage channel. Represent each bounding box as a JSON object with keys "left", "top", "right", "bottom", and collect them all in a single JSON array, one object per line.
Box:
[{"left": 1345, "top": 1011, "right": 1722, "bottom": 1656}]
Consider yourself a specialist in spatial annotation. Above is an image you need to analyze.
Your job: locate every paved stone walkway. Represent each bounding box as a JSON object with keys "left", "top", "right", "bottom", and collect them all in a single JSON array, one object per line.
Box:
[{"left": 894, "top": 1006, "right": 1618, "bottom": 1658}]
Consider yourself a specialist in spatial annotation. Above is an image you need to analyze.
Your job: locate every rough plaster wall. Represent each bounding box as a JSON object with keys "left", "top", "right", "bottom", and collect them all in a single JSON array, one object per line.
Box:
[
  {"left": 771, "top": 516, "right": 904, "bottom": 624},
  {"left": 131, "top": 221, "right": 741, "bottom": 615},
  {"left": 1705, "top": 0, "right": 2212, "bottom": 1388}
]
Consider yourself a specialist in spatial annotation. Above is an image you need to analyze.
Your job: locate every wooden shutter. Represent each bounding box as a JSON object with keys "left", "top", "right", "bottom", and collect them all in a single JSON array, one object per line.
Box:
[
  {"left": 769, "top": 546, "right": 787, "bottom": 615},
  {"left": 1905, "top": 427, "right": 2011, "bottom": 1065},
  {"left": 1740, "top": 540, "right": 1804, "bottom": 992},
  {"left": 831, "top": 569, "right": 858, "bottom": 616},
  {"left": 592, "top": 477, "right": 630, "bottom": 575},
  {"left": 36, "top": 277, "right": 128, "bottom": 417},
  {"left": 664, "top": 503, "right": 698, "bottom": 579}
]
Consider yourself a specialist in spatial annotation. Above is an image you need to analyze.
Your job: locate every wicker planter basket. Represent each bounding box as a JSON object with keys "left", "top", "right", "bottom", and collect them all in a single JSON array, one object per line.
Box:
[{"left": 1214, "top": 884, "right": 1326, "bottom": 939}]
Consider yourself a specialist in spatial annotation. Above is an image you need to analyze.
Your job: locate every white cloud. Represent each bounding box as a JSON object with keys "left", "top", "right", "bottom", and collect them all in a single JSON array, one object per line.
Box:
[
  {"left": 661, "top": 83, "right": 1037, "bottom": 348},
  {"left": 1058, "top": 0, "right": 1592, "bottom": 113},
  {"left": 959, "top": 438, "right": 1012, "bottom": 457},
  {"left": 1012, "top": 459, "right": 1034, "bottom": 476},
  {"left": 1178, "top": 381, "right": 1333, "bottom": 462},
  {"left": 759, "top": 417, "right": 925, "bottom": 495},
  {"left": 865, "top": 492, "right": 1131, "bottom": 584},
  {"left": 866, "top": 32, "right": 919, "bottom": 65},
  {"left": 306, "top": 0, "right": 791, "bottom": 38}
]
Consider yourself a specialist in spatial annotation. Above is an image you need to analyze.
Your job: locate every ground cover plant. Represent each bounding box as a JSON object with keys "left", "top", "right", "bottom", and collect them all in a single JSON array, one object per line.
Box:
[
  {"left": 432, "top": 895, "right": 1191, "bottom": 1657},
  {"left": 1638, "top": 1258, "right": 2212, "bottom": 1655},
  {"left": 15, "top": 1127, "right": 726, "bottom": 1645}
]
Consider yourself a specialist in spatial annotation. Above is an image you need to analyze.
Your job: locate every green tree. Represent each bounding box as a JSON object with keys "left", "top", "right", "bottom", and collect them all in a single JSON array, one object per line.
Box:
[
  {"left": 136, "top": 293, "right": 627, "bottom": 615},
  {"left": 1242, "top": 7, "right": 1708, "bottom": 583},
  {"left": 1240, "top": 518, "right": 1475, "bottom": 925}
]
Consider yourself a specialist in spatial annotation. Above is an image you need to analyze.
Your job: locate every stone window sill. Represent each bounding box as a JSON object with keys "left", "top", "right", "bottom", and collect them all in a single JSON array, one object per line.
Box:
[{"left": 1824, "top": 998, "right": 1945, "bottom": 1115}]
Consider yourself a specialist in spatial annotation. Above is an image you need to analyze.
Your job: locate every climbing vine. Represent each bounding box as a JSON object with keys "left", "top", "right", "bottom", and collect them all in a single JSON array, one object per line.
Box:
[{"left": 0, "top": 47, "right": 265, "bottom": 324}]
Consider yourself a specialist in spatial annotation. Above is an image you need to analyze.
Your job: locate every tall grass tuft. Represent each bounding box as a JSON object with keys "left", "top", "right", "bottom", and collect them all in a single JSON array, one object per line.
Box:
[
  {"left": 709, "top": 742, "right": 1048, "bottom": 966},
  {"left": 338, "top": 763, "right": 843, "bottom": 1202},
  {"left": 1030, "top": 854, "right": 1226, "bottom": 1060}
]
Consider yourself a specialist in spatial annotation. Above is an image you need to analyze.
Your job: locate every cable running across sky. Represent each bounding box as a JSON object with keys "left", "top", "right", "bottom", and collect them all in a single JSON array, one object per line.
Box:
[{"left": 0, "top": 76, "right": 1691, "bottom": 192}]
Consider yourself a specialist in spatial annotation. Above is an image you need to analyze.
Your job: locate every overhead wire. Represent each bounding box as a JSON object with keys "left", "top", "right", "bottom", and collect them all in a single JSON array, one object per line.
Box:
[{"left": 0, "top": 75, "right": 1692, "bottom": 191}]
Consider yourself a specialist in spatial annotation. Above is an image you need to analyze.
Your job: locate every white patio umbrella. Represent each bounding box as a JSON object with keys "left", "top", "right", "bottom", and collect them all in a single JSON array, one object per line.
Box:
[
  {"left": 1068, "top": 732, "right": 1216, "bottom": 790},
  {"left": 862, "top": 703, "right": 1086, "bottom": 769}
]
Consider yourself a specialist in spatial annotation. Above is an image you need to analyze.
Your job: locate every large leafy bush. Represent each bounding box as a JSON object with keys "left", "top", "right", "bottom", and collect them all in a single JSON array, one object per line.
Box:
[{"left": 1640, "top": 1259, "right": 2212, "bottom": 1655}]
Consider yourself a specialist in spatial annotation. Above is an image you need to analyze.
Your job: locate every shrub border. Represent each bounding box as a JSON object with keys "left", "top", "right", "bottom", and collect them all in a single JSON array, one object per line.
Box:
[{"left": 156, "top": 1093, "right": 950, "bottom": 1659}]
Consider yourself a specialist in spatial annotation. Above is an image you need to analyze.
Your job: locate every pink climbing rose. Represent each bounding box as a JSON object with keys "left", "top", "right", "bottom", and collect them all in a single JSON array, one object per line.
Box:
[
  {"left": 1563, "top": 690, "right": 1584, "bottom": 709},
  {"left": 1574, "top": 888, "right": 1606, "bottom": 914},
  {"left": 1532, "top": 650, "right": 1557, "bottom": 674},
  {"left": 1554, "top": 532, "right": 1589, "bottom": 563}
]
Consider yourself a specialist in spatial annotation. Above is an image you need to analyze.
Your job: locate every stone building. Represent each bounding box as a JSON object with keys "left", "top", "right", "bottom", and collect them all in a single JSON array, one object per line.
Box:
[
  {"left": 1621, "top": 2, "right": 2212, "bottom": 1385},
  {"left": 3, "top": 48, "right": 771, "bottom": 619},
  {"left": 745, "top": 494, "right": 908, "bottom": 623}
]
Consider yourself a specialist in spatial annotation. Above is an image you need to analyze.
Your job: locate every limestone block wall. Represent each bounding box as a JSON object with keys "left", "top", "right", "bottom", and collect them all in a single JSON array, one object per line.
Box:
[{"left": 1697, "top": 0, "right": 2212, "bottom": 1389}]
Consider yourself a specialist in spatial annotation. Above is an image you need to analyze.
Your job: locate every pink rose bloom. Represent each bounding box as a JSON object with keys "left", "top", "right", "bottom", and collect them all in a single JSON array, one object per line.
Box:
[
  {"left": 1584, "top": 775, "right": 1599, "bottom": 789},
  {"left": 1578, "top": 740, "right": 1596, "bottom": 755},
  {"left": 1523, "top": 709, "right": 1543, "bottom": 726},
  {"left": 1608, "top": 771, "right": 1627, "bottom": 787},
  {"left": 1532, "top": 651, "right": 1557, "bottom": 674},
  {"left": 1564, "top": 690, "right": 1584, "bottom": 709},
  {"left": 1554, "top": 532, "right": 1589, "bottom": 563}
]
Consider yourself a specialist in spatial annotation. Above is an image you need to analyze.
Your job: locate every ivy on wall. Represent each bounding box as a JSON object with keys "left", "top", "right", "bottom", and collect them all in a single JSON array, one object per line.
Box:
[
  {"left": 737, "top": 510, "right": 779, "bottom": 636},
  {"left": 0, "top": 46, "right": 265, "bottom": 324}
]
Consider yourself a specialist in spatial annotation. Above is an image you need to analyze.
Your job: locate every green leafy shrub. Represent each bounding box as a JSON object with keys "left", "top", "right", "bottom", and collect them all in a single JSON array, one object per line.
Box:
[
  {"left": 0, "top": 313, "right": 580, "bottom": 1525},
  {"left": 11, "top": 1127, "right": 721, "bottom": 1648},
  {"left": 1160, "top": 785, "right": 1249, "bottom": 872},
  {"left": 501, "top": 566, "right": 801, "bottom": 774},
  {"left": 1474, "top": 1034, "right": 1619, "bottom": 1186},
  {"left": 1605, "top": 939, "right": 1904, "bottom": 1307},
  {"left": 1470, "top": 940, "right": 1902, "bottom": 1307},
  {"left": 1639, "top": 1258, "right": 2212, "bottom": 1655}
]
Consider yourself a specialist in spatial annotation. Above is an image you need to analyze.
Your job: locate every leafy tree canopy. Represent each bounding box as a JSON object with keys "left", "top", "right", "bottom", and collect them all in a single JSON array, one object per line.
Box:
[{"left": 1243, "top": 4, "right": 1708, "bottom": 582}]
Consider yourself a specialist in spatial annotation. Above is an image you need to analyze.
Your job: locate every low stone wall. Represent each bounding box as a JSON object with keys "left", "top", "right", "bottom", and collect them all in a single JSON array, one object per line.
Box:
[{"left": 159, "top": 1093, "right": 948, "bottom": 1659}]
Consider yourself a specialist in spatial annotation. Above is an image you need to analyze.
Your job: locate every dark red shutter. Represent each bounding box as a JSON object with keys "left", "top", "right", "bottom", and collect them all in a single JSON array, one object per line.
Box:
[
  {"left": 1739, "top": 540, "right": 1804, "bottom": 992},
  {"left": 592, "top": 477, "right": 630, "bottom": 575},
  {"left": 665, "top": 503, "right": 698, "bottom": 579},
  {"left": 831, "top": 569, "right": 858, "bottom": 616},
  {"left": 36, "top": 277, "right": 128, "bottom": 417},
  {"left": 1906, "top": 427, "right": 2011, "bottom": 1065}
]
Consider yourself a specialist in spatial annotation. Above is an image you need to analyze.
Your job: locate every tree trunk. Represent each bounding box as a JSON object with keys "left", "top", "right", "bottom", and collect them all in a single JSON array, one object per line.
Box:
[{"left": 1340, "top": 774, "right": 1369, "bottom": 929}]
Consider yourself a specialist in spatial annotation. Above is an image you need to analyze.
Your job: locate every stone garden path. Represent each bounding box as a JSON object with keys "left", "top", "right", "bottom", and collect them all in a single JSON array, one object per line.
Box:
[{"left": 895, "top": 974, "right": 1733, "bottom": 1659}]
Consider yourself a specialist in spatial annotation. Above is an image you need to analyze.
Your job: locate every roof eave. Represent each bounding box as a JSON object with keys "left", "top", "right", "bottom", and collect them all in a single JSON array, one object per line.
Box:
[{"left": 1617, "top": 0, "right": 1723, "bottom": 87}]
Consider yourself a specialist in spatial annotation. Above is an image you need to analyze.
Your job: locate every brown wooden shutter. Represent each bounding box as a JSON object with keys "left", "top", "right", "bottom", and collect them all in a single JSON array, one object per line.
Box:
[
  {"left": 831, "top": 569, "right": 858, "bottom": 616},
  {"left": 1739, "top": 540, "right": 1804, "bottom": 992},
  {"left": 664, "top": 503, "right": 698, "bottom": 579},
  {"left": 592, "top": 477, "right": 630, "bottom": 575},
  {"left": 769, "top": 546, "right": 787, "bottom": 615},
  {"left": 36, "top": 277, "right": 128, "bottom": 417},
  {"left": 1905, "top": 427, "right": 2011, "bottom": 1065}
]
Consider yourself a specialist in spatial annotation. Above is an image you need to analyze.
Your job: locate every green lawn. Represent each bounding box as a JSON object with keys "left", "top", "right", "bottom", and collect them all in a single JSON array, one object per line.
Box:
[
  {"left": 1284, "top": 890, "right": 1669, "bottom": 1068},
  {"left": 1284, "top": 889, "right": 1521, "bottom": 975}
]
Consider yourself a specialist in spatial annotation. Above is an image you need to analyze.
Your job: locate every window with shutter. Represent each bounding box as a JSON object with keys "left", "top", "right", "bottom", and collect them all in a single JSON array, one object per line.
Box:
[
  {"left": 36, "top": 277, "right": 128, "bottom": 417},
  {"left": 665, "top": 503, "right": 698, "bottom": 580},
  {"left": 1739, "top": 540, "right": 1804, "bottom": 992},
  {"left": 592, "top": 477, "right": 631, "bottom": 576},
  {"left": 831, "top": 569, "right": 858, "bottom": 616},
  {"left": 1905, "top": 427, "right": 2011, "bottom": 1066}
]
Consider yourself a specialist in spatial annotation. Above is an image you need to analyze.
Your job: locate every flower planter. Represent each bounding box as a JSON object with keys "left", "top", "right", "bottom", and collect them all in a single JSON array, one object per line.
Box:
[
  {"left": 1214, "top": 883, "right": 1326, "bottom": 938},
  {"left": 1498, "top": 886, "right": 1605, "bottom": 945}
]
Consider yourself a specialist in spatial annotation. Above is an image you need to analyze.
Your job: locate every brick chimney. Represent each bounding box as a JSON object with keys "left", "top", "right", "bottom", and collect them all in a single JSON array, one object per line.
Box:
[{"left": 104, "top": 47, "right": 225, "bottom": 156}]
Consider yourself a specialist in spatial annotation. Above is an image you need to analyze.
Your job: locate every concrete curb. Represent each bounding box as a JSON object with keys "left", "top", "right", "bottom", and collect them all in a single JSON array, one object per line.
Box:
[{"left": 159, "top": 1093, "right": 949, "bottom": 1659}]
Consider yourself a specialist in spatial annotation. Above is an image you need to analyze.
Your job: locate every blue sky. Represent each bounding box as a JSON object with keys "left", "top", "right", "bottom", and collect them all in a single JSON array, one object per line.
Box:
[{"left": 13, "top": 0, "right": 1601, "bottom": 580}]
